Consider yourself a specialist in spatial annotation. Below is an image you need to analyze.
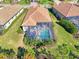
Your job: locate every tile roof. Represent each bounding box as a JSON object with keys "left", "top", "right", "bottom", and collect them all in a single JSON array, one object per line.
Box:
[
  {"left": 53, "top": 3, "right": 79, "bottom": 17},
  {"left": 23, "top": 17, "right": 37, "bottom": 26},
  {"left": 0, "top": 4, "right": 22, "bottom": 25},
  {"left": 22, "top": 5, "right": 51, "bottom": 26}
]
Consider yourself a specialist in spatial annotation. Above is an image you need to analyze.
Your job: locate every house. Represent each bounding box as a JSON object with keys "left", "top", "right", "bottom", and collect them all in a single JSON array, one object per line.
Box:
[
  {"left": 0, "top": 4, "right": 24, "bottom": 34},
  {"left": 22, "top": 4, "right": 53, "bottom": 40},
  {"left": 52, "top": 3, "right": 79, "bottom": 30}
]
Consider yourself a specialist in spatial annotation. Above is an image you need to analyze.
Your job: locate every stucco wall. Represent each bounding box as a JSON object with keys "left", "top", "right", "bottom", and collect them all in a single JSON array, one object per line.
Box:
[
  {"left": 67, "top": 16, "right": 79, "bottom": 29},
  {"left": 52, "top": 8, "right": 65, "bottom": 19},
  {"left": 23, "top": 26, "right": 28, "bottom": 32}
]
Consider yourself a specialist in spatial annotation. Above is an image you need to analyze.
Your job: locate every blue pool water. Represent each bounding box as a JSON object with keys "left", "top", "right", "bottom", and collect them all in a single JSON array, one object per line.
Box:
[{"left": 39, "top": 29, "right": 50, "bottom": 40}]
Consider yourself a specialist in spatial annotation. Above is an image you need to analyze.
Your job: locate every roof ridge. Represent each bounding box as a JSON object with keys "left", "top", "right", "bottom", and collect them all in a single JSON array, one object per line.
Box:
[
  {"left": 38, "top": 8, "right": 51, "bottom": 21},
  {"left": 23, "top": 6, "right": 40, "bottom": 26},
  {"left": 66, "top": 4, "right": 73, "bottom": 17},
  {"left": 29, "top": 6, "right": 39, "bottom": 19}
]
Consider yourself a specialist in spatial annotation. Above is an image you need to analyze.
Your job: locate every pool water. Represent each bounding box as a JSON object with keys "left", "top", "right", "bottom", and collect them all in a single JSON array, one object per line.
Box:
[{"left": 39, "top": 29, "right": 50, "bottom": 40}]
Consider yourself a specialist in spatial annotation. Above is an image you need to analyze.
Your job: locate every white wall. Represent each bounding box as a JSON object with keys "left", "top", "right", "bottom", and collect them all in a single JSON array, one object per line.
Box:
[{"left": 23, "top": 26, "right": 28, "bottom": 32}]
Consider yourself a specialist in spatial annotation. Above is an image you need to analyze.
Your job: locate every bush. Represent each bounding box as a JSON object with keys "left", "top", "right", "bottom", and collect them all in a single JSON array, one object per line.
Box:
[
  {"left": 58, "top": 19, "right": 78, "bottom": 34},
  {"left": 0, "top": 47, "right": 15, "bottom": 59},
  {"left": 17, "top": 27, "right": 23, "bottom": 33},
  {"left": 69, "top": 50, "right": 78, "bottom": 59},
  {"left": 23, "top": 34, "right": 52, "bottom": 48},
  {"left": 57, "top": 44, "right": 69, "bottom": 55},
  {"left": 17, "top": 47, "right": 26, "bottom": 59}
]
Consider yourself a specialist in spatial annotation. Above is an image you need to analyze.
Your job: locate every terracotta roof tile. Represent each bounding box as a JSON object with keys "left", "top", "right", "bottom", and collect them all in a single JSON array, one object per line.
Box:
[
  {"left": 22, "top": 5, "right": 51, "bottom": 26},
  {"left": 0, "top": 4, "right": 22, "bottom": 25},
  {"left": 23, "top": 17, "right": 36, "bottom": 26},
  {"left": 53, "top": 3, "right": 79, "bottom": 17}
]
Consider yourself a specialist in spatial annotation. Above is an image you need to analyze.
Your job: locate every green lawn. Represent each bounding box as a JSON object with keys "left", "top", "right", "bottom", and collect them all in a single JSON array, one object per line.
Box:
[
  {"left": 3, "top": 0, "right": 11, "bottom": 4},
  {"left": 50, "top": 12, "right": 77, "bottom": 46},
  {"left": 18, "top": 0, "right": 30, "bottom": 5},
  {"left": 0, "top": 10, "right": 26, "bottom": 51},
  {"left": 48, "top": 13, "right": 79, "bottom": 58}
]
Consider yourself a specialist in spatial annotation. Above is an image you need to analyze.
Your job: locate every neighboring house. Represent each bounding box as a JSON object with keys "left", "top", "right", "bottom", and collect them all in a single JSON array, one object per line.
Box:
[
  {"left": 0, "top": 4, "right": 24, "bottom": 34},
  {"left": 52, "top": 3, "right": 79, "bottom": 30},
  {"left": 22, "top": 5, "right": 53, "bottom": 40}
]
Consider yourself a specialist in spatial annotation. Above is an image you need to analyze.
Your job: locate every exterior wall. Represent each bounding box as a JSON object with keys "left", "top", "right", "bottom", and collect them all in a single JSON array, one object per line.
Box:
[
  {"left": 4, "top": 8, "right": 24, "bottom": 29},
  {"left": 52, "top": 8, "right": 65, "bottom": 19},
  {"left": 67, "top": 16, "right": 79, "bottom": 29},
  {"left": 23, "top": 22, "right": 52, "bottom": 32},
  {"left": 23, "top": 26, "right": 28, "bottom": 32}
]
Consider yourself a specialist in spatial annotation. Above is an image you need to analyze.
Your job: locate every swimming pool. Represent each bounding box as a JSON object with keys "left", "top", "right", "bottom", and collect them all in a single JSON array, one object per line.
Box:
[{"left": 39, "top": 29, "right": 50, "bottom": 40}]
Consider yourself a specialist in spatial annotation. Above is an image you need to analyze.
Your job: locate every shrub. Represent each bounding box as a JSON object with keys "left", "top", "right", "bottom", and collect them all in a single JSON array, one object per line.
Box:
[
  {"left": 23, "top": 34, "right": 52, "bottom": 47},
  {"left": 17, "top": 47, "right": 26, "bottom": 59},
  {"left": 69, "top": 50, "right": 78, "bottom": 59},
  {"left": 17, "top": 27, "right": 23, "bottom": 33},
  {"left": 57, "top": 44, "right": 69, "bottom": 55},
  {"left": 58, "top": 19, "right": 78, "bottom": 34},
  {"left": 23, "top": 36, "right": 52, "bottom": 48}
]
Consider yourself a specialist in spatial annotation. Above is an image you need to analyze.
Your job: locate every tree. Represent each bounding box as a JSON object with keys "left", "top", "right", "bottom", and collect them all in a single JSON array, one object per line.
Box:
[
  {"left": 58, "top": 19, "right": 78, "bottom": 34},
  {"left": 69, "top": 50, "right": 78, "bottom": 59},
  {"left": 3, "top": 49, "right": 15, "bottom": 59},
  {"left": 17, "top": 47, "right": 26, "bottom": 59}
]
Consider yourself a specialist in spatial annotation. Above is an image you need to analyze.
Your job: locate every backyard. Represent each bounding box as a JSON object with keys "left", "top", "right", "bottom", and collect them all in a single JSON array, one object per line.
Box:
[
  {"left": 0, "top": 7, "right": 78, "bottom": 59},
  {"left": 0, "top": 9, "right": 26, "bottom": 51},
  {"left": 45, "top": 12, "right": 79, "bottom": 58},
  {"left": 24, "top": 12, "right": 79, "bottom": 59}
]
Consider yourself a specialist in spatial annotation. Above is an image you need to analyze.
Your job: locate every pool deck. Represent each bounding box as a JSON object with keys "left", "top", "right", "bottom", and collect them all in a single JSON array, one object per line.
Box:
[{"left": 26, "top": 24, "right": 53, "bottom": 40}]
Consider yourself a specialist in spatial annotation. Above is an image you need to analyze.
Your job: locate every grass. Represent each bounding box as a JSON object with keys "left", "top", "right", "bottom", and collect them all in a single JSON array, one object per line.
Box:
[
  {"left": 0, "top": 10, "right": 26, "bottom": 51},
  {"left": 0, "top": 7, "right": 78, "bottom": 58},
  {"left": 3, "top": 0, "right": 11, "bottom": 4},
  {"left": 18, "top": 0, "right": 29, "bottom": 5},
  {"left": 50, "top": 12, "right": 77, "bottom": 46},
  {"left": 52, "top": 14, "right": 78, "bottom": 52},
  {"left": 48, "top": 12, "right": 79, "bottom": 58}
]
